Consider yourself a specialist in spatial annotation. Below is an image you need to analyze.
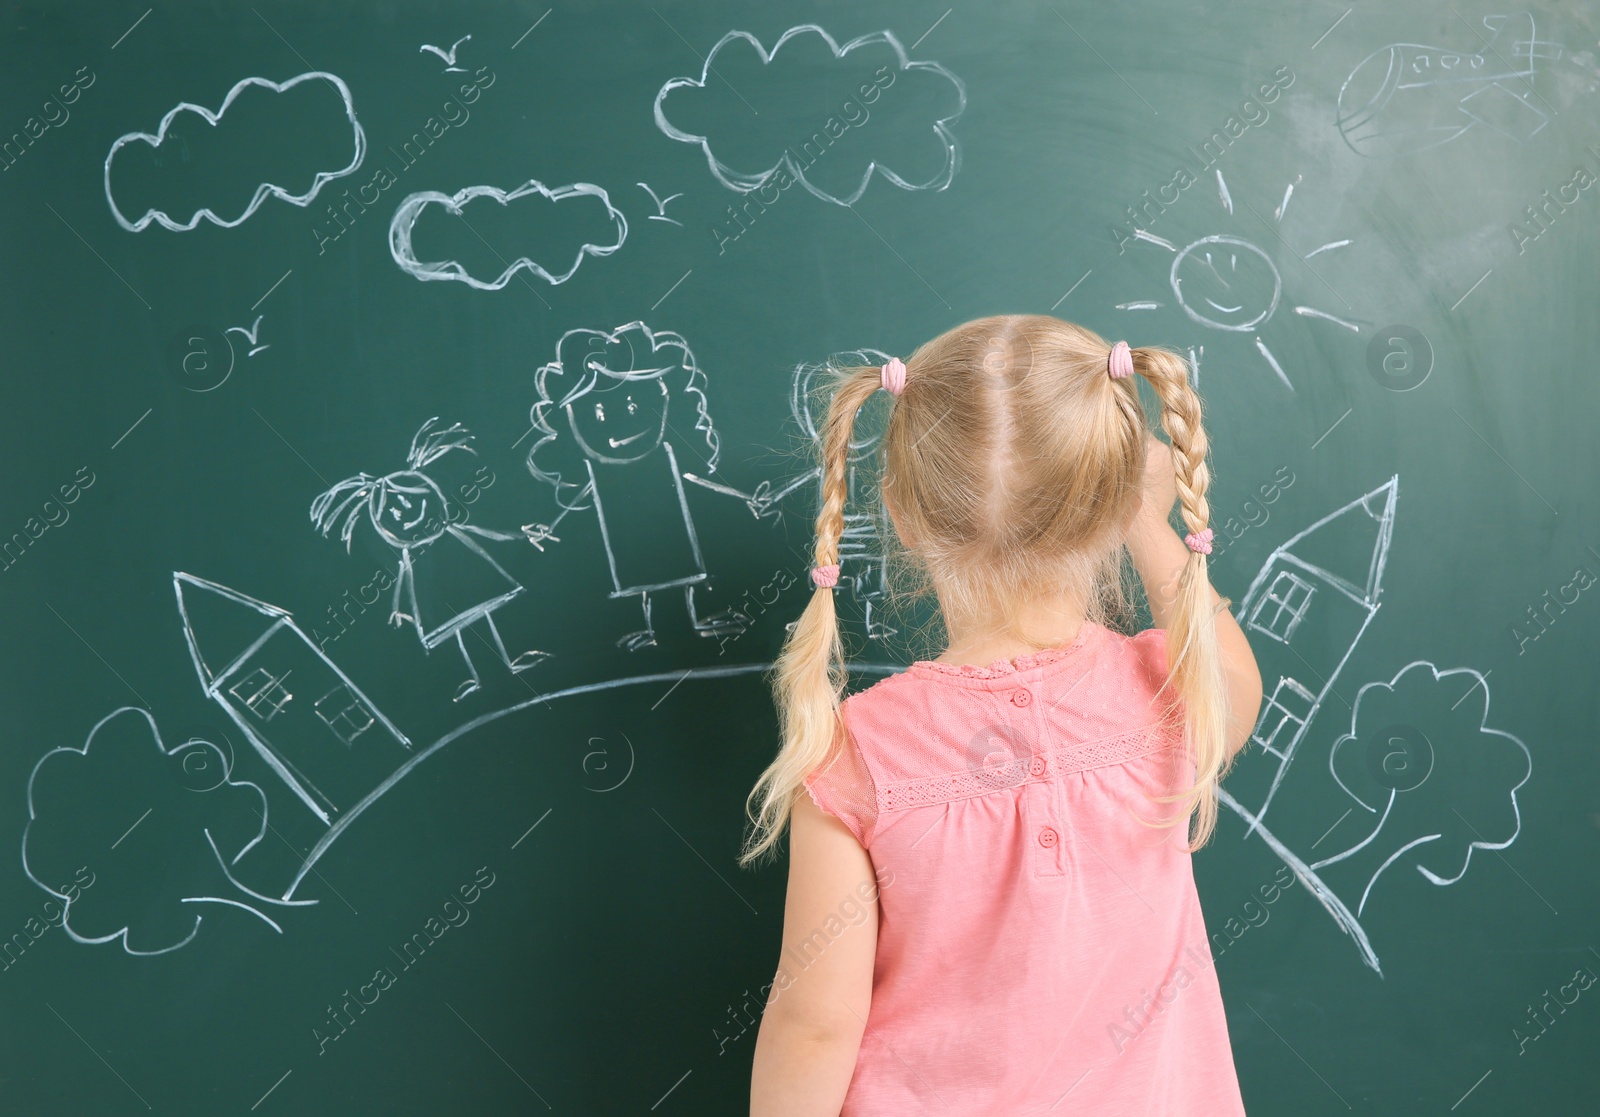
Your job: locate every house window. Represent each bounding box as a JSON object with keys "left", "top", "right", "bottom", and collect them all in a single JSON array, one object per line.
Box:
[
  {"left": 314, "top": 684, "right": 374, "bottom": 746},
  {"left": 1250, "top": 676, "right": 1318, "bottom": 757},
  {"left": 1249, "top": 571, "right": 1316, "bottom": 643},
  {"left": 229, "top": 667, "right": 293, "bottom": 721}
]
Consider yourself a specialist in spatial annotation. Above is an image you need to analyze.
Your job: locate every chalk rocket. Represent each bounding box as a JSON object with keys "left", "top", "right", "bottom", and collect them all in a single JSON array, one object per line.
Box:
[{"left": 1336, "top": 13, "right": 1556, "bottom": 158}]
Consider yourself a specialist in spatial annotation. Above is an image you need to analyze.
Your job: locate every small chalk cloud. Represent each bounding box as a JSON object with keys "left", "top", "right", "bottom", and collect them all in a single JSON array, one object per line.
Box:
[
  {"left": 104, "top": 71, "right": 366, "bottom": 233},
  {"left": 654, "top": 24, "right": 967, "bottom": 207},
  {"left": 388, "top": 180, "right": 628, "bottom": 289}
]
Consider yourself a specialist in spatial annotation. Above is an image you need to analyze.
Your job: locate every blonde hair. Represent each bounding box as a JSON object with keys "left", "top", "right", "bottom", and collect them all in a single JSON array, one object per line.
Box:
[{"left": 739, "top": 314, "right": 1232, "bottom": 866}]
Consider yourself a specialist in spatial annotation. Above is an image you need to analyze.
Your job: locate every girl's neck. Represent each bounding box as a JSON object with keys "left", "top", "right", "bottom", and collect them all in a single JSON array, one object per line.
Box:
[{"left": 935, "top": 589, "right": 1089, "bottom": 668}]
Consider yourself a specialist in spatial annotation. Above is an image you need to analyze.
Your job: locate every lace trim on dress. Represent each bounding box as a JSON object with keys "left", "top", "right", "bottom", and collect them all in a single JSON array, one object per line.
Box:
[
  {"left": 911, "top": 624, "right": 1097, "bottom": 680},
  {"left": 876, "top": 722, "right": 1181, "bottom": 813}
]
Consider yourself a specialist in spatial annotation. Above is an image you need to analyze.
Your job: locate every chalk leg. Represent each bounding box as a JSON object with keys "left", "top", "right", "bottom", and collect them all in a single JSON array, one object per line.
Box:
[
  {"left": 482, "top": 612, "right": 549, "bottom": 673},
  {"left": 453, "top": 629, "right": 482, "bottom": 702},
  {"left": 618, "top": 593, "right": 658, "bottom": 651},
  {"left": 686, "top": 584, "right": 744, "bottom": 639}
]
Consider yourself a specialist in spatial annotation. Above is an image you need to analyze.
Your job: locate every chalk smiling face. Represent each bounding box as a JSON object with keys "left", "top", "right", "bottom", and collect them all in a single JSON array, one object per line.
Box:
[
  {"left": 371, "top": 471, "right": 455, "bottom": 547},
  {"left": 1170, "top": 235, "right": 1282, "bottom": 332},
  {"left": 566, "top": 374, "right": 670, "bottom": 464}
]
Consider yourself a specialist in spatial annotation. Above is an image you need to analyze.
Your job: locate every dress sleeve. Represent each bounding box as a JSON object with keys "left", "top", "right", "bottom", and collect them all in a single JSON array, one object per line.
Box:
[
  {"left": 1131, "top": 626, "right": 1188, "bottom": 722},
  {"left": 801, "top": 716, "right": 879, "bottom": 848},
  {"left": 1131, "top": 627, "right": 1170, "bottom": 678}
]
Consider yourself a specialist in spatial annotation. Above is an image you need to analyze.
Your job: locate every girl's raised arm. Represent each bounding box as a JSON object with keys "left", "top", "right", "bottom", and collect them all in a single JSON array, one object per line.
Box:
[{"left": 1125, "top": 434, "right": 1263, "bottom": 759}]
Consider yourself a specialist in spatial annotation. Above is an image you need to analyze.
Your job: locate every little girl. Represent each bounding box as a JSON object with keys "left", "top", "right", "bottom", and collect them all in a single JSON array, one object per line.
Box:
[{"left": 744, "top": 316, "right": 1264, "bottom": 1115}]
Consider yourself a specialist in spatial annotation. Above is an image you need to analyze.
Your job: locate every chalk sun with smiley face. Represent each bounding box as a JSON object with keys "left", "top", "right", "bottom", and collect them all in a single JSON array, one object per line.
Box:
[{"left": 1114, "top": 170, "right": 1363, "bottom": 393}]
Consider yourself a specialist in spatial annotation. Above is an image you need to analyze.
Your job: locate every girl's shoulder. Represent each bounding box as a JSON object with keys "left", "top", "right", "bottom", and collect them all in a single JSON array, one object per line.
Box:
[{"left": 1124, "top": 624, "right": 1171, "bottom": 679}]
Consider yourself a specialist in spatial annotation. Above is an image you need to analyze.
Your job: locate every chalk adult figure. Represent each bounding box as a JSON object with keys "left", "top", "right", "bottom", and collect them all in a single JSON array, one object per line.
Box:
[
  {"left": 311, "top": 418, "right": 548, "bottom": 702},
  {"left": 524, "top": 321, "right": 749, "bottom": 650}
]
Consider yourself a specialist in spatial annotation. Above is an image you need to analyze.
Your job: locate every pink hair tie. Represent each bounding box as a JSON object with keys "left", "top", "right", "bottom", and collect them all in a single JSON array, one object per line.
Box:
[
  {"left": 1108, "top": 340, "right": 1135, "bottom": 380},
  {"left": 880, "top": 356, "right": 907, "bottom": 396},
  {"left": 1184, "top": 528, "right": 1214, "bottom": 555},
  {"left": 811, "top": 564, "right": 841, "bottom": 588}
]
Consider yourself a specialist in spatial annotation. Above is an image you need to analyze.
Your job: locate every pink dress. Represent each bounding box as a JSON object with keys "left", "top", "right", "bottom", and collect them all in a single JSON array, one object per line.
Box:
[{"left": 803, "top": 621, "right": 1246, "bottom": 1115}]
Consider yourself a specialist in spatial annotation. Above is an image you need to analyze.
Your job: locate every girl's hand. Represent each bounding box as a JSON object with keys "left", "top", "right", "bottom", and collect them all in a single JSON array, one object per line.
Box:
[{"left": 1129, "top": 432, "right": 1177, "bottom": 533}]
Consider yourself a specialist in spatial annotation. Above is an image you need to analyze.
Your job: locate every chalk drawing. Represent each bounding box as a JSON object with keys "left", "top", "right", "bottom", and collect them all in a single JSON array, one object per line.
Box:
[
  {"left": 1118, "top": 178, "right": 1362, "bottom": 392},
  {"left": 176, "top": 572, "right": 413, "bottom": 823},
  {"left": 1337, "top": 13, "right": 1561, "bottom": 158},
  {"left": 22, "top": 707, "right": 317, "bottom": 956},
  {"left": 420, "top": 35, "right": 471, "bottom": 72},
  {"left": 1317, "top": 663, "right": 1530, "bottom": 905},
  {"left": 654, "top": 25, "right": 967, "bottom": 207},
  {"left": 680, "top": 350, "right": 897, "bottom": 636},
  {"left": 790, "top": 352, "right": 895, "bottom": 637},
  {"left": 1224, "top": 658, "right": 1530, "bottom": 977},
  {"left": 1219, "top": 476, "right": 1534, "bottom": 975},
  {"left": 387, "top": 180, "right": 627, "bottom": 289},
  {"left": 1172, "top": 235, "right": 1283, "bottom": 333},
  {"left": 23, "top": 661, "right": 899, "bottom": 951},
  {"left": 311, "top": 418, "right": 549, "bottom": 702},
  {"left": 525, "top": 322, "right": 768, "bottom": 649},
  {"left": 638, "top": 182, "right": 684, "bottom": 226},
  {"left": 225, "top": 315, "right": 269, "bottom": 358},
  {"left": 1226, "top": 476, "right": 1399, "bottom": 836},
  {"left": 277, "top": 661, "right": 898, "bottom": 901},
  {"left": 105, "top": 72, "right": 366, "bottom": 232}
]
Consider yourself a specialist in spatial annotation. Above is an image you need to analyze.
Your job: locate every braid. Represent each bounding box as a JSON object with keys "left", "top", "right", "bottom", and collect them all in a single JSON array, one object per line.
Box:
[
  {"left": 740, "top": 364, "right": 885, "bottom": 866},
  {"left": 1132, "top": 345, "right": 1231, "bottom": 849},
  {"left": 1142, "top": 358, "right": 1212, "bottom": 542},
  {"left": 813, "top": 370, "right": 881, "bottom": 568}
]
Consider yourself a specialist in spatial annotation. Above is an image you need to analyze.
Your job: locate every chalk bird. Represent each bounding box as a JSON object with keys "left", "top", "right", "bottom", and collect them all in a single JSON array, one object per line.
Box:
[
  {"left": 225, "top": 315, "right": 269, "bottom": 357},
  {"left": 420, "top": 35, "right": 471, "bottom": 72}
]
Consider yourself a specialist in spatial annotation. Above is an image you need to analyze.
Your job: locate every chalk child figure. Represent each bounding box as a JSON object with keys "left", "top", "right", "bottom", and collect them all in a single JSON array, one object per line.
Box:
[
  {"left": 717, "top": 353, "right": 896, "bottom": 638},
  {"left": 792, "top": 354, "right": 896, "bottom": 638},
  {"left": 524, "top": 322, "right": 752, "bottom": 651},
  {"left": 311, "top": 418, "right": 548, "bottom": 702}
]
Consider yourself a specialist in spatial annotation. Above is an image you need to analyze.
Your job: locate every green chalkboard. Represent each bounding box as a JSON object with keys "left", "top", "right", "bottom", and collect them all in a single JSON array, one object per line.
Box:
[{"left": 1, "top": 1, "right": 1597, "bottom": 1112}]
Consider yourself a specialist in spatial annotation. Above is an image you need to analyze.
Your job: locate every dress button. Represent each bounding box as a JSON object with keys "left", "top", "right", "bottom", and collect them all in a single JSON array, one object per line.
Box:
[
  {"left": 1029, "top": 757, "right": 1046, "bottom": 777},
  {"left": 1011, "top": 687, "right": 1032, "bottom": 707},
  {"left": 1038, "top": 827, "right": 1058, "bottom": 848}
]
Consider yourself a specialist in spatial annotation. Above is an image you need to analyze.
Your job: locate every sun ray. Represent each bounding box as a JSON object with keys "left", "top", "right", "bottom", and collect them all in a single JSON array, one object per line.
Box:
[
  {"left": 1216, "top": 169, "right": 1233, "bottom": 215},
  {"left": 1116, "top": 301, "right": 1162, "bottom": 310},
  {"left": 1275, "top": 182, "right": 1295, "bottom": 223},
  {"left": 1134, "top": 229, "right": 1177, "bottom": 251},
  {"left": 1294, "top": 306, "right": 1361, "bottom": 332},
  {"left": 1306, "top": 238, "right": 1352, "bottom": 258},
  {"left": 1254, "top": 336, "right": 1295, "bottom": 392}
]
